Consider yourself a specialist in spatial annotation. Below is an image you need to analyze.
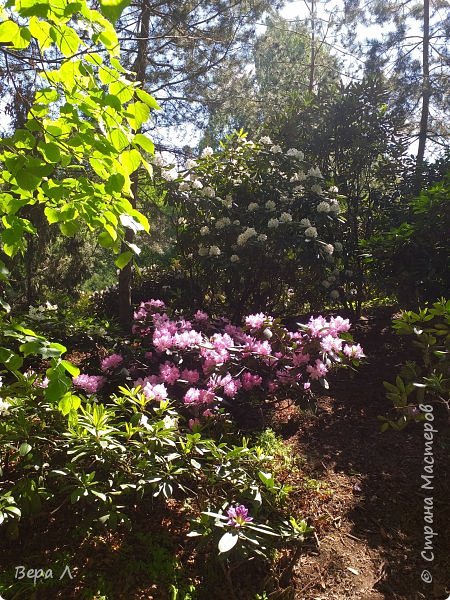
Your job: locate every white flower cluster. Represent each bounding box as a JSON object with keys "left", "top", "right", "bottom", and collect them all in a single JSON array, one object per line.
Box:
[
  {"left": 201, "top": 186, "right": 215, "bottom": 198},
  {"left": 265, "top": 200, "right": 276, "bottom": 211},
  {"left": 247, "top": 202, "right": 258, "bottom": 212},
  {"left": 209, "top": 245, "right": 221, "bottom": 256},
  {"left": 178, "top": 181, "right": 190, "bottom": 192},
  {"left": 317, "top": 201, "right": 331, "bottom": 213},
  {"left": 290, "top": 171, "right": 306, "bottom": 182},
  {"left": 258, "top": 234, "right": 267, "bottom": 242},
  {"left": 215, "top": 217, "right": 231, "bottom": 229},
  {"left": 260, "top": 136, "right": 272, "bottom": 145},
  {"left": 201, "top": 146, "right": 214, "bottom": 158},
  {"left": 323, "top": 243, "right": 334, "bottom": 255},
  {"left": 198, "top": 244, "right": 208, "bottom": 256},
  {"left": 280, "top": 212, "right": 292, "bottom": 223},
  {"left": 270, "top": 145, "right": 282, "bottom": 154},
  {"left": 311, "top": 184, "right": 322, "bottom": 194},
  {"left": 268, "top": 218, "right": 279, "bottom": 228},
  {"left": 200, "top": 226, "right": 210, "bottom": 236},
  {"left": 300, "top": 218, "right": 311, "bottom": 228},
  {"left": 286, "top": 148, "right": 304, "bottom": 160},
  {"left": 230, "top": 254, "right": 240, "bottom": 263},
  {"left": 237, "top": 227, "right": 257, "bottom": 246},
  {"left": 308, "top": 167, "right": 323, "bottom": 178},
  {"left": 304, "top": 226, "right": 318, "bottom": 238},
  {"left": 186, "top": 158, "right": 197, "bottom": 169}
]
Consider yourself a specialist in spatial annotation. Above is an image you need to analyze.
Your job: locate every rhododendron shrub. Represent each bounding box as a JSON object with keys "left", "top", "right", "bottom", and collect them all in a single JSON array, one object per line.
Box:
[
  {"left": 74, "top": 299, "right": 363, "bottom": 428},
  {"left": 153, "top": 131, "right": 346, "bottom": 317}
]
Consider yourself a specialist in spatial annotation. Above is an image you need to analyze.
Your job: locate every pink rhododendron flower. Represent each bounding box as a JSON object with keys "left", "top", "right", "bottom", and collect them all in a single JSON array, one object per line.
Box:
[
  {"left": 188, "top": 418, "right": 201, "bottom": 430},
  {"left": 329, "top": 316, "right": 351, "bottom": 334},
  {"left": 142, "top": 382, "right": 168, "bottom": 401},
  {"left": 194, "top": 310, "right": 209, "bottom": 321},
  {"left": 320, "top": 335, "right": 343, "bottom": 355},
  {"left": 306, "top": 359, "right": 328, "bottom": 380},
  {"left": 159, "top": 362, "right": 181, "bottom": 385},
  {"left": 241, "top": 372, "right": 263, "bottom": 390},
  {"left": 181, "top": 369, "right": 200, "bottom": 384},
  {"left": 101, "top": 353, "right": 124, "bottom": 372},
  {"left": 245, "top": 313, "right": 267, "bottom": 329},
  {"left": 343, "top": 343, "right": 365, "bottom": 359},
  {"left": 307, "top": 316, "right": 329, "bottom": 338},
  {"left": 184, "top": 387, "right": 201, "bottom": 405},
  {"left": 226, "top": 505, "right": 253, "bottom": 528},
  {"left": 73, "top": 374, "right": 106, "bottom": 394},
  {"left": 292, "top": 352, "right": 310, "bottom": 367}
]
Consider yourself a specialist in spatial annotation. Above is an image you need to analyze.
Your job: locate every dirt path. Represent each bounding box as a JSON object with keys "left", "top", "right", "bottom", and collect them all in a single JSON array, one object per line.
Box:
[{"left": 283, "top": 309, "right": 450, "bottom": 600}]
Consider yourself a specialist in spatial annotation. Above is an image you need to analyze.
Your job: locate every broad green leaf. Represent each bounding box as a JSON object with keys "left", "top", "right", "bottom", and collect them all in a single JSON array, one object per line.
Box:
[
  {"left": 19, "top": 443, "right": 32, "bottom": 457},
  {"left": 119, "top": 149, "right": 141, "bottom": 175},
  {"left": 38, "top": 141, "right": 61, "bottom": 163},
  {"left": 99, "top": 0, "right": 130, "bottom": 24},
  {"left": 115, "top": 251, "right": 133, "bottom": 269},
  {"left": 133, "top": 133, "right": 154, "bottom": 154},
  {"left": 136, "top": 88, "right": 161, "bottom": 110},
  {"left": 125, "top": 102, "right": 150, "bottom": 130},
  {"left": 0, "top": 20, "right": 20, "bottom": 43}
]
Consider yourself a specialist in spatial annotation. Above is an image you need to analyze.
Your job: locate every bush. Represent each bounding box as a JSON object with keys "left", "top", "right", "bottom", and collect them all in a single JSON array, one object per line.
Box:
[
  {"left": 152, "top": 131, "right": 346, "bottom": 318},
  {"left": 380, "top": 298, "right": 450, "bottom": 430}
]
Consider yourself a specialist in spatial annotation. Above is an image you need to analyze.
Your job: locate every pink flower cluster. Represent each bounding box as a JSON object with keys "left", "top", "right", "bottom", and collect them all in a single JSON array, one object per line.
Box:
[
  {"left": 101, "top": 353, "right": 124, "bottom": 372},
  {"left": 73, "top": 374, "right": 106, "bottom": 394},
  {"left": 72, "top": 300, "right": 364, "bottom": 427}
]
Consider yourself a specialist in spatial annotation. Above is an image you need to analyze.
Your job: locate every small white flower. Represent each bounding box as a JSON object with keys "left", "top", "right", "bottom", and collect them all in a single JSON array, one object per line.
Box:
[
  {"left": 265, "top": 200, "right": 276, "bottom": 211},
  {"left": 321, "top": 280, "right": 331, "bottom": 289},
  {"left": 257, "top": 234, "right": 267, "bottom": 242},
  {"left": 300, "top": 218, "right": 311, "bottom": 228},
  {"left": 230, "top": 254, "right": 240, "bottom": 263},
  {"left": 290, "top": 171, "right": 307, "bottom": 182},
  {"left": 329, "top": 200, "right": 340, "bottom": 214},
  {"left": 178, "top": 217, "right": 187, "bottom": 225},
  {"left": 161, "top": 167, "right": 178, "bottom": 181},
  {"left": 323, "top": 243, "right": 334, "bottom": 255},
  {"left": 192, "top": 179, "right": 203, "bottom": 190},
  {"left": 334, "top": 242, "right": 343, "bottom": 252},
  {"left": 200, "top": 226, "right": 210, "bottom": 236},
  {"left": 270, "top": 144, "right": 282, "bottom": 153},
  {"left": 0, "top": 399, "right": 11, "bottom": 416},
  {"left": 260, "top": 136, "right": 272, "bottom": 145},
  {"left": 268, "top": 218, "right": 279, "bottom": 228},
  {"left": 233, "top": 219, "right": 240, "bottom": 225},
  {"left": 329, "top": 185, "right": 339, "bottom": 193},
  {"left": 286, "top": 148, "right": 304, "bottom": 160},
  {"left": 186, "top": 158, "right": 197, "bottom": 169},
  {"left": 311, "top": 184, "right": 323, "bottom": 194},
  {"left": 247, "top": 202, "right": 258, "bottom": 212},
  {"left": 330, "top": 290, "right": 340, "bottom": 300},
  {"left": 201, "top": 146, "right": 214, "bottom": 158},
  {"left": 201, "top": 186, "right": 215, "bottom": 198},
  {"left": 316, "top": 201, "right": 330, "bottom": 213},
  {"left": 209, "top": 245, "right": 221, "bottom": 256},
  {"left": 280, "top": 212, "right": 292, "bottom": 223},
  {"left": 308, "top": 166, "right": 323, "bottom": 178},
  {"left": 304, "top": 226, "right": 318, "bottom": 238}
]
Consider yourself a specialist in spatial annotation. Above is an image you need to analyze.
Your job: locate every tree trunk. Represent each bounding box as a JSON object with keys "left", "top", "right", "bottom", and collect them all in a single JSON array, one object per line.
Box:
[
  {"left": 416, "top": 0, "right": 430, "bottom": 186},
  {"left": 118, "top": 0, "right": 151, "bottom": 331},
  {"left": 308, "top": 0, "right": 316, "bottom": 94}
]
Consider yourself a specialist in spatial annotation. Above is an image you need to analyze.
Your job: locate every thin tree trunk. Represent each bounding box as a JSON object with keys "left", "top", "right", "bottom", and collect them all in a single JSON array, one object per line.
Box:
[
  {"left": 308, "top": 0, "right": 316, "bottom": 94},
  {"left": 118, "top": 0, "right": 151, "bottom": 331},
  {"left": 416, "top": 0, "right": 430, "bottom": 185}
]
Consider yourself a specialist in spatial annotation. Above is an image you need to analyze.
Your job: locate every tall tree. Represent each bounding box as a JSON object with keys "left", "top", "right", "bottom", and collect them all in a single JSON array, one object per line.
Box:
[{"left": 342, "top": 0, "right": 450, "bottom": 175}]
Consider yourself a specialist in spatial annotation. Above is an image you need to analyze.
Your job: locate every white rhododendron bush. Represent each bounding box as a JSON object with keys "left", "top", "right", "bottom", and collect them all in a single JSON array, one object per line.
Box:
[{"left": 153, "top": 132, "right": 346, "bottom": 317}]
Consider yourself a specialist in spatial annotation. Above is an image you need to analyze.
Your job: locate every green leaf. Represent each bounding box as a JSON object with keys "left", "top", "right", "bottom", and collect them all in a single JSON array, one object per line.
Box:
[
  {"left": 58, "top": 393, "right": 81, "bottom": 416},
  {"left": 19, "top": 443, "right": 32, "bottom": 457},
  {"left": 119, "top": 213, "right": 144, "bottom": 233},
  {"left": 115, "top": 251, "right": 133, "bottom": 269},
  {"left": 119, "top": 149, "right": 141, "bottom": 175},
  {"left": 50, "top": 24, "right": 81, "bottom": 57},
  {"left": 0, "top": 20, "right": 20, "bottom": 44},
  {"left": 136, "top": 88, "right": 161, "bottom": 110},
  {"left": 61, "top": 360, "right": 80, "bottom": 378},
  {"left": 0, "top": 347, "right": 23, "bottom": 371},
  {"left": 133, "top": 133, "right": 154, "bottom": 154},
  {"left": 38, "top": 142, "right": 61, "bottom": 163},
  {"left": 99, "top": 0, "right": 131, "bottom": 23},
  {"left": 218, "top": 531, "right": 239, "bottom": 553},
  {"left": 125, "top": 102, "right": 150, "bottom": 130}
]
